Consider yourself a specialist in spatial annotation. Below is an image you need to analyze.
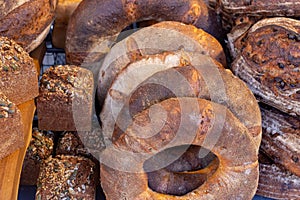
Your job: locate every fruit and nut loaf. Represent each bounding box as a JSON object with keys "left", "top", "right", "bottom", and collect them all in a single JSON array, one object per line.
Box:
[{"left": 0, "top": 36, "right": 38, "bottom": 105}]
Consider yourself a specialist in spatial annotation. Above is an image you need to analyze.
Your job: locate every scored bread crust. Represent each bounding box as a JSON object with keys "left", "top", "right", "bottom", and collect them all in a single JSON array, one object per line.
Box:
[
  {"left": 260, "top": 105, "right": 300, "bottom": 177},
  {"left": 65, "top": 0, "right": 222, "bottom": 65},
  {"left": 0, "top": 0, "right": 57, "bottom": 52},
  {"left": 101, "top": 97, "right": 259, "bottom": 200},
  {"left": 97, "top": 21, "right": 226, "bottom": 108},
  {"left": 100, "top": 52, "right": 261, "bottom": 151},
  {"left": 230, "top": 17, "right": 300, "bottom": 116}
]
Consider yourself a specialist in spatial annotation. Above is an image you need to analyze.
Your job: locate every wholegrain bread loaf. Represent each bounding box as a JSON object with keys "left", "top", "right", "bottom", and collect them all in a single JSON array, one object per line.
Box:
[
  {"left": 0, "top": 37, "right": 39, "bottom": 105},
  {"left": 0, "top": 92, "right": 24, "bottom": 160}
]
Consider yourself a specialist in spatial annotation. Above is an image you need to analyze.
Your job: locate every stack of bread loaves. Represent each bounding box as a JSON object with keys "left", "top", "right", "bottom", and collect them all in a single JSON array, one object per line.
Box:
[{"left": 227, "top": 13, "right": 300, "bottom": 200}]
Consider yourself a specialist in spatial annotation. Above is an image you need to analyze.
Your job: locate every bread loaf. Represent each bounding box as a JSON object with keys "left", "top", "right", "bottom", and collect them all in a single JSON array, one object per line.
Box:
[
  {"left": 0, "top": 37, "right": 39, "bottom": 105},
  {"left": 0, "top": 0, "right": 57, "bottom": 52},
  {"left": 100, "top": 52, "right": 261, "bottom": 151},
  {"left": 0, "top": 92, "right": 24, "bottom": 160},
  {"left": 65, "top": 0, "right": 223, "bottom": 64},
  {"left": 36, "top": 65, "right": 94, "bottom": 131},
  {"left": 101, "top": 97, "right": 259, "bottom": 199},
  {"left": 229, "top": 17, "right": 300, "bottom": 116},
  {"left": 260, "top": 105, "right": 300, "bottom": 177},
  {"left": 20, "top": 128, "right": 54, "bottom": 185},
  {"left": 36, "top": 155, "right": 96, "bottom": 199},
  {"left": 97, "top": 21, "right": 226, "bottom": 108}
]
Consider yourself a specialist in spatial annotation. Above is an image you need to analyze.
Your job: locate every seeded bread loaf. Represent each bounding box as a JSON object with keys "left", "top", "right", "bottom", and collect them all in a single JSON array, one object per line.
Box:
[
  {"left": 20, "top": 128, "right": 54, "bottom": 185},
  {"left": 36, "top": 155, "right": 96, "bottom": 199},
  {"left": 0, "top": 92, "right": 24, "bottom": 160},
  {"left": 56, "top": 131, "right": 88, "bottom": 156},
  {"left": 36, "top": 65, "right": 94, "bottom": 131},
  {"left": 0, "top": 37, "right": 39, "bottom": 105},
  {"left": 0, "top": 0, "right": 57, "bottom": 52}
]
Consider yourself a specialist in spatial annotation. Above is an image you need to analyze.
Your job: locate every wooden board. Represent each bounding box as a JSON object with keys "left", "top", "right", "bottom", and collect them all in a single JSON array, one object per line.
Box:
[{"left": 0, "top": 100, "right": 35, "bottom": 200}]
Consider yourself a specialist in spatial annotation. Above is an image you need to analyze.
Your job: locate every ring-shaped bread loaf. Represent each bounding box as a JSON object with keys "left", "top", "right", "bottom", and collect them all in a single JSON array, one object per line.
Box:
[
  {"left": 97, "top": 21, "right": 226, "bottom": 108},
  {"left": 100, "top": 52, "right": 261, "bottom": 151},
  {"left": 100, "top": 97, "right": 259, "bottom": 200},
  {"left": 65, "top": 0, "right": 222, "bottom": 64}
]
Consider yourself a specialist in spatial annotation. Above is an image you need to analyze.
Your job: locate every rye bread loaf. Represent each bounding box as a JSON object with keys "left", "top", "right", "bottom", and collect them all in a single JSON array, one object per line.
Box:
[
  {"left": 0, "top": 37, "right": 39, "bottom": 105},
  {"left": 229, "top": 17, "right": 300, "bottom": 116},
  {"left": 100, "top": 52, "right": 261, "bottom": 151},
  {"left": 0, "top": 92, "right": 24, "bottom": 160},
  {"left": 65, "top": 0, "right": 223, "bottom": 64},
  {"left": 260, "top": 105, "right": 300, "bottom": 177},
  {"left": 101, "top": 97, "right": 259, "bottom": 199},
  {"left": 0, "top": 0, "right": 57, "bottom": 52},
  {"left": 97, "top": 21, "right": 226, "bottom": 108},
  {"left": 36, "top": 65, "right": 94, "bottom": 131}
]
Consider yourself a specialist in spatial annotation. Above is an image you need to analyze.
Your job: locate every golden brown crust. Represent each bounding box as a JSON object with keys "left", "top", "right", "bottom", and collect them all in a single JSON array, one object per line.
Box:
[
  {"left": 101, "top": 98, "right": 258, "bottom": 199},
  {"left": 65, "top": 0, "right": 222, "bottom": 65},
  {"left": 0, "top": 0, "right": 57, "bottom": 52}
]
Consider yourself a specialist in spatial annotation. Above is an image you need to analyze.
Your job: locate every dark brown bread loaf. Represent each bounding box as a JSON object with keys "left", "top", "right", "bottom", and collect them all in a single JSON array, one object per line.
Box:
[
  {"left": 229, "top": 17, "right": 300, "bottom": 116},
  {"left": 0, "top": 0, "right": 57, "bottom": 52},
  {"left": 100, "top": 52, "right": 261, "bottom": 151},
  {"left": 56, "top": 131, "right": 88, "bottom": 156},
  {"left": 0, "top": 92, "right": 24, "bottom": 160},
  {"left": 257, "top": 152, "right": 300, "bottom": 199},
  {"left": 97, "top": 21, "right": 226, "bottom": 108},
  {"left": 260, "top": 105, "right": 300, "bottom": 177},
  {"left": 101, "top": 97, "right": 259, "bottom": 199},
  {"left": 36, "top": 65, "right": 94, "bottom": 131},
  {"left": 0, "top": 37, "right": 39, "bottom": 105},
  {"left": 65, "top": 0, "right": 223, "bottom": 65},
  {"left": 36, "top": 155, "right": 96, "bottom": 199},
  {"left": 20, "top": 128, "right": 54, "bottom": 185}
]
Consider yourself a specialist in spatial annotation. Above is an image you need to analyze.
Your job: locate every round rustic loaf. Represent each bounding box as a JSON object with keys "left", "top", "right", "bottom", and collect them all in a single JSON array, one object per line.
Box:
[
  {"left": 0, "top": 0, "right": 57, "bottom": 52},
  {"left": 229, "top": 17, "right": 300, "bottom": 116},
  {"left": 101, "top": 97, "right": 259, "bottom": 199},
  {"left": 97, "top": 21, "right": 226, "bottom": 108},
  {"left": 65, "top": 0, "right": 223, "bottom": 65}
]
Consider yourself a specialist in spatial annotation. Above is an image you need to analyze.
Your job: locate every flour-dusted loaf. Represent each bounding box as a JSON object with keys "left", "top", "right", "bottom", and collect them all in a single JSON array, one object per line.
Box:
[
  {"left": 20, "top": 128, "right": 54, "bottom": 185},
  {"left": 260, "top": 105, "right": 300, "bottom": 177},
  {"left": 37, "top": 65, "right": 94, "bottom": 131},
  {"left": 36, "top": 155, "right": 96, "bottom": 199},
  {"left": 257, "top": 152, "right": 300, "bottom": 199},
  {"left": 0, "top": 92, "right": 24, "bottom": 159},
  {"left": 0, "top": 37, "right": 39, "bottom": 105},
  {"left": 97, "top": 21, "right": 226, "bottom": 108},
  {"left": 0, "top": 0, "right": 57, "bottom": 52},
  {"left": 229, "top": 18, "right": 300, "bottom": 116}
]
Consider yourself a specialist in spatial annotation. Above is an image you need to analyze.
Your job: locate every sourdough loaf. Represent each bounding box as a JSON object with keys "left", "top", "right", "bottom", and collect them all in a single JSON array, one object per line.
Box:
[
  {"left": 97, "top": 21, "right": 226, "bottom": 108},
  {"left": 0, "top": 0, "right": 57, "bottom": 52},
  {"left": 0, "top": 37, "right": 39, "bottom": 105},
  {"left": 0, "top": 92, "right": 24, "bottom": 160}
]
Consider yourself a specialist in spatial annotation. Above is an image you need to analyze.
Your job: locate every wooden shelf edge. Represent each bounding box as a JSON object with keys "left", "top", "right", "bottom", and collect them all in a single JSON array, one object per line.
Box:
[{"left": 0, "top": 99, "right": 36, "bottom": 200}]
